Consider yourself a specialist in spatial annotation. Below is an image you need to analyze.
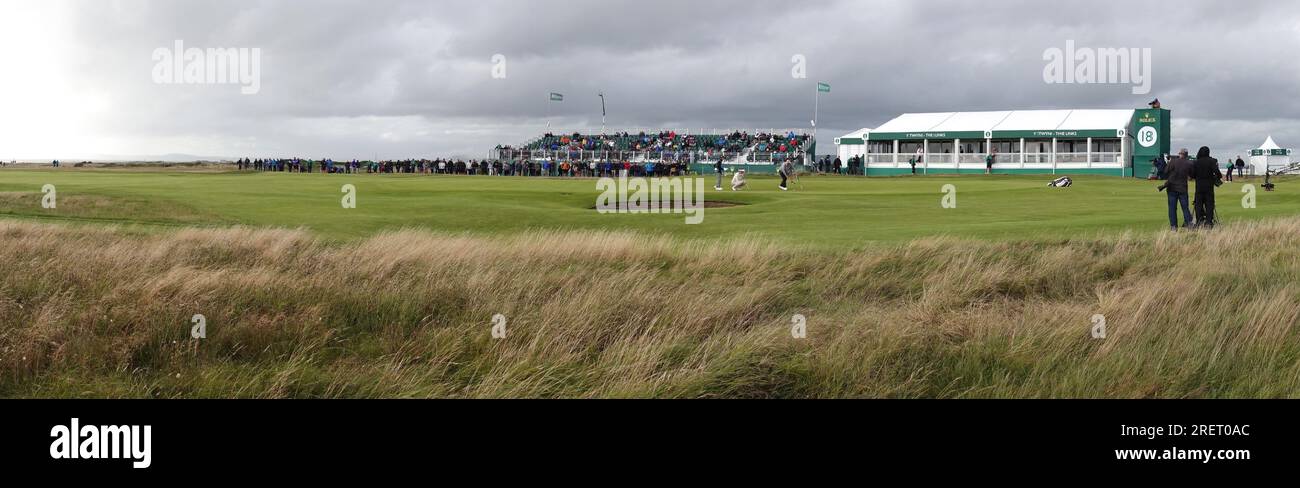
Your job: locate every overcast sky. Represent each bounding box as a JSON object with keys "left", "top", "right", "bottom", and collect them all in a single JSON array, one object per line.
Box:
[{"left": 2, "top": 0, "right": 1299, "bottom": 160}]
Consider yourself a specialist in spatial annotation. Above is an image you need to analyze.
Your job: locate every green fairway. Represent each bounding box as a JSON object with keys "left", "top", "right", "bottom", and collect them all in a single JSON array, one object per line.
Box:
[{"left": 2, "top": 168, "right": 1297, "bottom": 245}]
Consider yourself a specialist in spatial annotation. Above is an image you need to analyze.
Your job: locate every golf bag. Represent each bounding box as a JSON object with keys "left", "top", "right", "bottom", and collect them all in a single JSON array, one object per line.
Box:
[{"left": 1048, "top": 176, "right": 1072, "bottom": 187}]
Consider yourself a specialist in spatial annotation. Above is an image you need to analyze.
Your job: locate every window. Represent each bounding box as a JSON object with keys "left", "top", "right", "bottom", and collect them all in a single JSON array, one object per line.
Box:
[
  {"left": 1056, "top": 139, "right": 1087, "bottom": 153},
  {"left": 960, "top": 141, "right": 986, "bottom": 154},
  {"left": 867, "top": 141, "right": 894, "bottom": 154},
  {"left": 927, "top": 141, "right": 953, "bottom": 154},
  {"left": 1092, "top": 139, "right": 1121, "bottom": 153}
]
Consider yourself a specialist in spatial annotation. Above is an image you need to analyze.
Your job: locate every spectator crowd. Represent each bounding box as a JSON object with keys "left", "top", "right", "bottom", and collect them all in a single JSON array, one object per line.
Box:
[
  {"left": 498, "top": 130, "right": 811, "bottom": 163},
  {"left": 224, "top": 130, "right": 822, "bottom": 179},
  {"left": 233, "top": 157, "right": 694, "bottom": 178}
]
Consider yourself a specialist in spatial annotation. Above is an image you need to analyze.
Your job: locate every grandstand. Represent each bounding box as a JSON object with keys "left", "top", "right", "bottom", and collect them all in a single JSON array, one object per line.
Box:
[{"left": 493, "top": 129, "right": 815, "bottom": 174}]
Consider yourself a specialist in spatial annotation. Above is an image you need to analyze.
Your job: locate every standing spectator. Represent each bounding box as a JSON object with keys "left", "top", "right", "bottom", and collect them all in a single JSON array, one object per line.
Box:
[
  {"left": 713, "top": 157, "right": 724, "bottom": 191},
  {"left": 1161, "top": 148, "right": 1194, "bottom": 231},
  {"left": 1191, "top": 146, "right": 1223, "bottom": 229}
]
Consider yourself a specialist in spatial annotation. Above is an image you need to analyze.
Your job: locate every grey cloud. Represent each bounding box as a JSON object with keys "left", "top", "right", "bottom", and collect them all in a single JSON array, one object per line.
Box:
[{"left": 9, "top": 0, "right": 1300, "bottom": 159}]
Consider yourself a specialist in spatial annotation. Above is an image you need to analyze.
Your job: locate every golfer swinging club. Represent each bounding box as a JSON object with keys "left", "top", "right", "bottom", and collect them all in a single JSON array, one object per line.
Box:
[{"left": 778, "top": 158, "right": 794, "bottom": 191}]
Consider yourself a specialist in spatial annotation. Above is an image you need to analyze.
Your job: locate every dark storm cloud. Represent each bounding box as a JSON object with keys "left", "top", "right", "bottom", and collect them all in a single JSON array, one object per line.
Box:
[{"left": 10, "top": 0, "right": 1300, "bottom": 159}]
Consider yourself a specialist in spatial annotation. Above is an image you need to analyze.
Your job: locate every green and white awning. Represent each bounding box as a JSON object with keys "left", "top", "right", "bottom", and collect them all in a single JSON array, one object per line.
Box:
[
  {"left": 1249, "top": 136, "right": 1291, "bottom": 156},
  {"left": 834, "top": 127, "right": 871, "bottom": 145}
]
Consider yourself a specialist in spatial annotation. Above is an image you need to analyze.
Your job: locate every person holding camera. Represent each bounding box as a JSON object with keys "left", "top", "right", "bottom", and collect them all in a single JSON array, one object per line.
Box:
[
  {"left": 1191, "top": 146, "right": 1223, "bottom": 229},
  {"left": 1159, "top": 149, "right": 1194, "bottom": 231}
]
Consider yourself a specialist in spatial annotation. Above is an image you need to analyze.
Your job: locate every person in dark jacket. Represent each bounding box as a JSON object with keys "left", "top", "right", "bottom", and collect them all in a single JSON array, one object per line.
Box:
[
  {"left": 1235, "top": 156, "right": 1246, "bottom": 178},
  {"left": 1191, "top": 146, "right": 1223, "bottom": 228},
  {"left": 1161, "top": 148, "right": 1194, "bottom": 231},
  {"left": 713, "top": 157, "right": 724, "bottom": 191}
]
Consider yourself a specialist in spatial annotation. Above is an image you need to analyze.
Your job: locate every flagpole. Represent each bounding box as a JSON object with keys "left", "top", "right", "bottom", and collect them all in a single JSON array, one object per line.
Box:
[{"left": 599, "top": 91, "right": 606, "bottom": 135}]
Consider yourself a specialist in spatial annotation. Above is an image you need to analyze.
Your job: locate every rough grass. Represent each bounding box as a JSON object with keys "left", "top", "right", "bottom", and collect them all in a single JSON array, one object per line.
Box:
[
  {"left": 0, "top": 191, "right": 217, "bottom": 226},
  {"left": 1, "top": 218, "right": 1299, "bottom": 398}
]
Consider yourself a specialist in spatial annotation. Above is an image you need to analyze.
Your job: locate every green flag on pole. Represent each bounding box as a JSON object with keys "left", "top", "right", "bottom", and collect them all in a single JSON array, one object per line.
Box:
[
  {"left": 549, "top": 92, "right": 564, "bottom": 101},
  {"left": 817, "top": 82, "right": 830, "bottom": 93}
]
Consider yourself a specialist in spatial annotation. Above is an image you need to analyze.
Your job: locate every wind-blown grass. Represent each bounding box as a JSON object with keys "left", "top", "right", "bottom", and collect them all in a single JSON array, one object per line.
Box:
[{"left": 2, "top": 218, "right": 1298, "bottom": 398}]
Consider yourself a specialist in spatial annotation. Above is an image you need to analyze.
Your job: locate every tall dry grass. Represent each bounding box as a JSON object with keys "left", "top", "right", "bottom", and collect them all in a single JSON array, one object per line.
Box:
[{"left": 1, "top": 218, "right": 1299, "bottom": 398}]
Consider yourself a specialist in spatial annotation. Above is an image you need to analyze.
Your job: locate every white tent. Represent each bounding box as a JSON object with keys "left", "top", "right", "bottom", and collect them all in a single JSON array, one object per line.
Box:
[{"left": 1249, "top": 136, "right": 1292, "bottom": 175}]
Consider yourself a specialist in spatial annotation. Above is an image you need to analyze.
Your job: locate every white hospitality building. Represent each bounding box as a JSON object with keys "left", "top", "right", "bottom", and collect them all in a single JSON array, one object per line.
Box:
[{"left": 835, "top": 108, "right": 1170, "bottom": 177}]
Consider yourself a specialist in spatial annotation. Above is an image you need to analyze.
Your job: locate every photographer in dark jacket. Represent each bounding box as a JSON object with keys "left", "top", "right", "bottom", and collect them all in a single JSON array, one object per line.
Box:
[
  {"left": 1161, "top": 149, "right": 1194, "bottom": 231},
  {"left": 1190, "top": 146, "right": 1223, "bottom": 229}
]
